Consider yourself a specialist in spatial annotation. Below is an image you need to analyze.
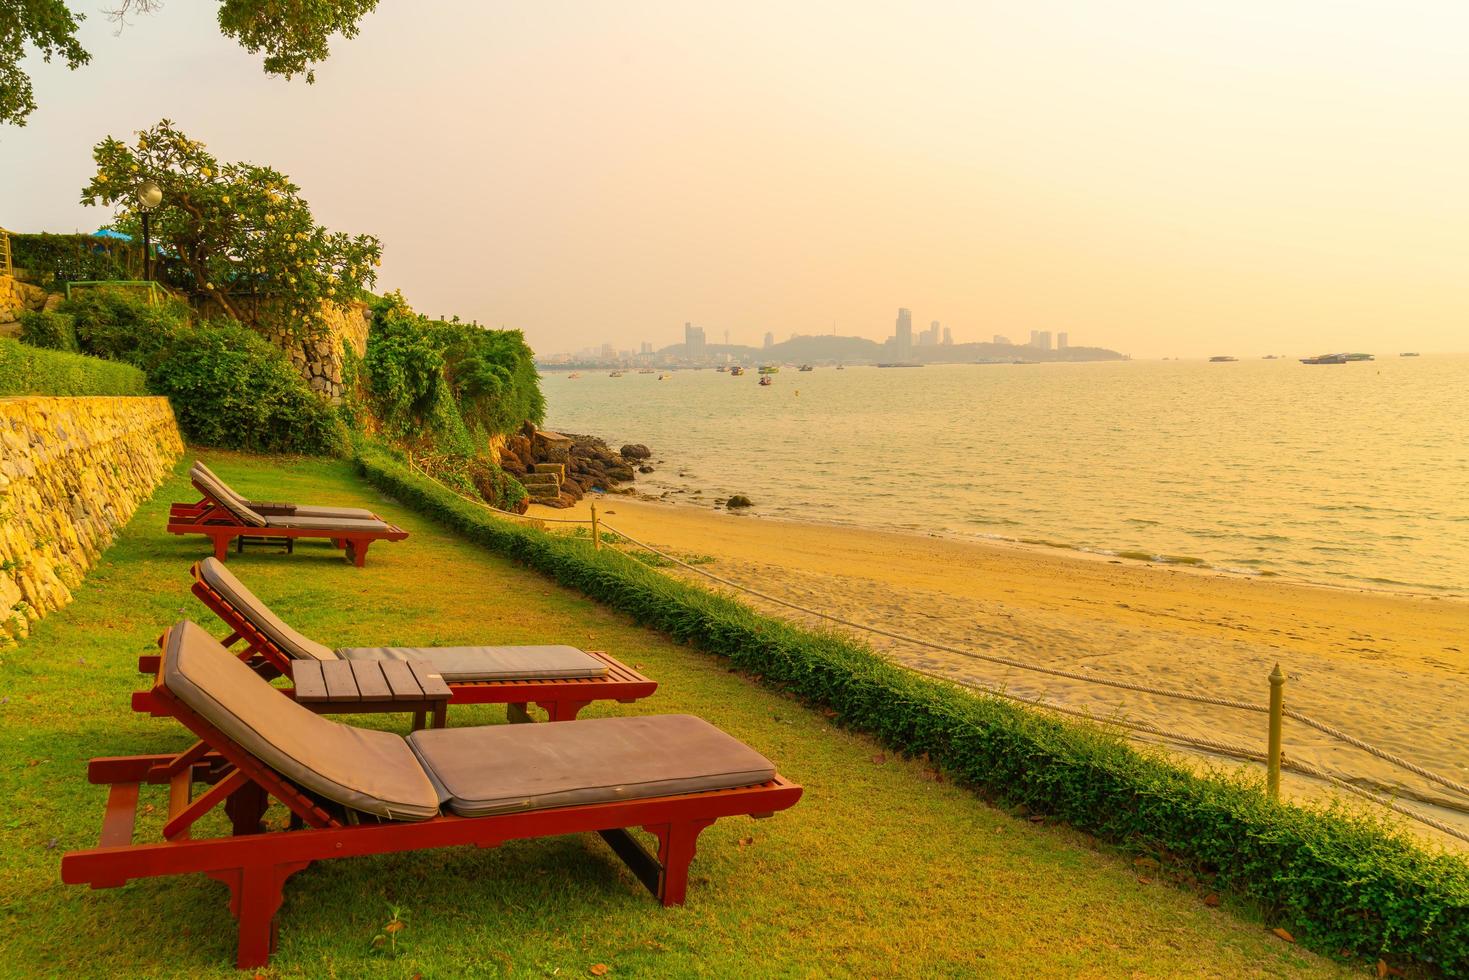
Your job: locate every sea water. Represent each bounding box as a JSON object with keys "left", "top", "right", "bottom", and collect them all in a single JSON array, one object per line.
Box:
[{"left": 541, "top": 356, "right": 1469, "bottom": 594}]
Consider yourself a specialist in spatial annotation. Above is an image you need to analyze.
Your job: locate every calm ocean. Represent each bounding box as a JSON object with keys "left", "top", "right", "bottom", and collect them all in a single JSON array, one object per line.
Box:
[{"left": 540, "top": 356, "right": 1469, "bottom": 594}]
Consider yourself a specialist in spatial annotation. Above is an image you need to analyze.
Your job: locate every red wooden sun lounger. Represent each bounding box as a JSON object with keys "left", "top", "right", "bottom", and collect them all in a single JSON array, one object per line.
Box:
[
  {"left": 65, "top": 622, "right": 802, "bottom": 969},
  {"left": 130, "top": 558, "right": 658, "bottom": 725},
  {"left": 167, "top": 463, "right": 407, "bottom": 566}
]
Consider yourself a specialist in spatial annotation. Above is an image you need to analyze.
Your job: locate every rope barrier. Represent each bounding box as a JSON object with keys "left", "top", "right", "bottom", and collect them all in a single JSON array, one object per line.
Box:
[{"left": 396, "top": 457, "right": 1469, "bottom": 828}]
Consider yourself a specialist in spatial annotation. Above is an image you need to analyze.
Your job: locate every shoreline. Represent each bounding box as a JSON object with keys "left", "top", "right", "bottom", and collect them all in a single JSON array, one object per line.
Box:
[
  {"left": 603, "top": 486, "right": 1469, "bottom": 604},
  {"left": 529, "top": 490, "right": 1469, "bottom": 843}
]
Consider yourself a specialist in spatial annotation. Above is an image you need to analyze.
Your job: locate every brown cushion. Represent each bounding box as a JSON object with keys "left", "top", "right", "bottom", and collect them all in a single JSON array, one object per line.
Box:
[
  {"left": 260, "top": 503, "right": 377, "bottom": 520},
  {"left": 197, "top": 557, "right": 338, "bottom": 662},
  {"left": 262, "top": 514, "right": 390, "bottom": 531},
  {"left": 408, "top": 715, "right": 776, "bottom": 817},
  {"left": 191, "top": 466, "right": 266, "bottom": 528},
  {"left": 340, "top": 645, "right": 609, "bottom": 681},
  {"left": 194, "top": 461, "right": 378, "bottom": 521},
  {"left": 162, "top": 620, "right": 441, "bottom": 821}
]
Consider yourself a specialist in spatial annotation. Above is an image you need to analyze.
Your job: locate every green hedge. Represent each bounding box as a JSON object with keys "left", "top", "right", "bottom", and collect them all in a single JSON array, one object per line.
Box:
[
  {"left": 0, "top": 338, "right": 148, "bottom": 396},
  {"left": 356, "top": 442, "right": 1469, "bottom": 975}
]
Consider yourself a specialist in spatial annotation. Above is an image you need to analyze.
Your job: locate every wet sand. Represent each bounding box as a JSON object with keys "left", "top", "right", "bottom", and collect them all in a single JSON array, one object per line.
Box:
[{"left": 530, "top": 494, "right": 1469, "bottom": 845}]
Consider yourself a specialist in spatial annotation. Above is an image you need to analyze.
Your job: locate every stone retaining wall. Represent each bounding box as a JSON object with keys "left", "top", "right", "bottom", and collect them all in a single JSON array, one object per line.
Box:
[
  {"left": 0, "top": 396, "right": 183, "bottom": 643},
  {"left": 0, "top": 275, "right": 50, "bottom": 338}
]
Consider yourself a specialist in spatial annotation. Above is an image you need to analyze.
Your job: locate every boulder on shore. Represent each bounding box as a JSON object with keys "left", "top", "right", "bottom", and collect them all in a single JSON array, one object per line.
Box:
[
  {"left": 727, "top": 495, "right": 754, "bottom": 509},
  {"left": 620, "top": 443, "right": 652, "bottom": 460}
]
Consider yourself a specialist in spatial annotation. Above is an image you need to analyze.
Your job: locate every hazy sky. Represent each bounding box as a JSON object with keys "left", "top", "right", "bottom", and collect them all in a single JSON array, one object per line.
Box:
[{"left": 6, "top": 2, "right": 1466, "bottom": 357}]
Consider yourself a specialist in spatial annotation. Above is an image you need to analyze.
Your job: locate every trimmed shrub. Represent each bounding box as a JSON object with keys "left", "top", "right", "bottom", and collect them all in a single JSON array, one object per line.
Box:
[
  {"left": 0, "top": 338, "right": 148, "bottom": 396},
  {"left": 53, "top": 289, "right": 346, "bottom": 455},
  {"left": 17, "top": 310, "right": 78, "bottom": 353},
  {"left": 150, "top": 322, "right": 347, "bottom": 455},
  {"left": 9, "top": 232, "right": 133, "bottom": 285},
  {"left": 356, "top": 442, "right": 1469, "bottom": 975}
]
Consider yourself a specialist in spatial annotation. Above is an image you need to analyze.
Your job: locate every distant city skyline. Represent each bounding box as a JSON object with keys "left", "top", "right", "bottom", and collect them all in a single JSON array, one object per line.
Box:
[{"left": 7, "top": 3, "right": 1467, "bottom": 358}]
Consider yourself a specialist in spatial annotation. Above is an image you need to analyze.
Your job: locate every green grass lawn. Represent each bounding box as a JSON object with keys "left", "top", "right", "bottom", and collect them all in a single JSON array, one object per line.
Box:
[{"left": 0, "top": 452, "right": 1355, "bottom": 977}]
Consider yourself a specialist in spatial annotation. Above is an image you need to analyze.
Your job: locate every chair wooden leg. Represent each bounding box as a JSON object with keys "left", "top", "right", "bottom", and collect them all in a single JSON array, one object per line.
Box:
[
  {"left": 225, "top": 781, "right": 268, "bottom": 836},
  {"left": 538, "top": 699, "right": 592, "bottom": 722},
  {"left": 212, "top": 534, "right": 231, "bottom": 561},
  {"left": 345, "top": 539, "right": 369, "bottom": 567},
  {"left": 208, "top": 861, "right": 307, "bottom": 969},
  {"left": 506, "top": 703, "right": 533, "bottom": 724},
  {"left": 643, "top": 818, "right": 715, "bottom": 906}
]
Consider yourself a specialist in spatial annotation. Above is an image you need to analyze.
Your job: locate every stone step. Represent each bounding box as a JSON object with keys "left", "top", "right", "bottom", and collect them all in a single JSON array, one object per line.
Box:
[
  {"left": 521, "top": 472, "right": 561, "bottom": 487},
  {"left": 525, "top": 485, "right": 560, "bottom": 500},
  {"left": 533, "top": 463, "right": 566, "bottom": 478}
]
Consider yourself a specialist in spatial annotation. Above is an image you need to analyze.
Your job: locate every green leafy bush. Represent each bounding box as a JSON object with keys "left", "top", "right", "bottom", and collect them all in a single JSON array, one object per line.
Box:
[
  {"left": 54, "top": 289, "right": 345, "bottom": 455},
  {"left": 59, "top": 289, "right": 189, "bottom": 365},
  {"left": 149, "top": 322, "right": 346, "bottom": 455},
  {"left": 0, "top": 338, "right": 147, "bottom": 396},
  {"left": 17, "top": 310, "right": 78, "bottom": 352},
  {"left": 356, "top": 442, "right": 1469, "bottom": 976}
]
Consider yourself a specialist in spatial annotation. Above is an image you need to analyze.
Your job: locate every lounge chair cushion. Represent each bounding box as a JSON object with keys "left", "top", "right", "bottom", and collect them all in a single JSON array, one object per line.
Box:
[
  {"left": 408, "top": 714, "right": 776, "bottom": 817},
  {"left": 191, "top": 466, "right": 266, "bottom": 528},
  {"left": 198, "top": 557, "right": 338, "bottom": 662},
  {"left": 163, "top": 620, "right": 441, "bottom": 821},
  {"left": 339, "top": 645, "right": 609, "bottom": 681},
  {"left": 192, "top": 461, "right": 377, "bottom": 522},
  {"left": 261, "top": 514, "right": 390, "bottom": 531},
  {"left": 261, "top": 504, "right": 378, "bottom": 520}
]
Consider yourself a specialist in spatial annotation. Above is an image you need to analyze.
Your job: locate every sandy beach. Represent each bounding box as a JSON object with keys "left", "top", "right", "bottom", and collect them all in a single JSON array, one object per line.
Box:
[{"left": 531, "top": 494, "right": 1469, "bottom": 844}]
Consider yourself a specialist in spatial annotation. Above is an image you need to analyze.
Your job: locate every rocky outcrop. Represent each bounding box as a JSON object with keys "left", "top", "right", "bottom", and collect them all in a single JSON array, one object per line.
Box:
[
  {"left": 0, "top": 396, "right": 183, "bottom": 644},
  {"left": 0, "top": 275, "right": 50, "bottom": 339},
  {"left": 499, "top": 423, "right": 643, "bottom": 507},
  {"left": 620, "top": 443, "right": 651, "bottom": 461},
  {"left": 257, "top": 299, "right": 371, "bottom": 404}
]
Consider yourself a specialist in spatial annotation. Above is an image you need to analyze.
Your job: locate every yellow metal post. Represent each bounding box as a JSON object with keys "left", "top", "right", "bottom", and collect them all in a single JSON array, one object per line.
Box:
[
  {"left": 1267, "top": 663, "right": 1285, "bottom": 799},
  {"left": 590, "top": 500, "right": 601, "bottom": 550}
]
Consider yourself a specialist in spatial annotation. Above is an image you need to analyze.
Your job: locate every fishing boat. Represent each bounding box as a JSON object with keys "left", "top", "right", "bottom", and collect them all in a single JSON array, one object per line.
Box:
[
  {"left": 758, "top": 365, "right": 779, "bottom": 374},
  {"left": 876, "top": 362, "right": 923, "bottom": 368},
  {"left": 758, "top": 375, "right": 773, "bottom": 386},
  {"left": 1209, "top": 355, "right": 1238, "bottom": 362},
  {"left": 798, "top": 364, "right": 814, "bottom": 372},
  {"left": 1300, "top": 354, "right": 1348, "bottom": 365},
  {"left": 1400, "top": 352, "right": 1420, "bottom": 357},
  {"left": 608, "top": 371, "right": 624, "bottom": 377},
  {"left": 638, "top": 368, "right": 655, "bottom": 374},
  {"left": 1344, "top": 353, "right": 1374, "bottom": 361},
  {"left": 835, "top": 364, "right": 845, "bottom": 370},
  {"left": 729, "top": 365, "right": 745, "bottom": 376},
  {"left": 567, "top": 372, "right": 581, "bottom": 379}
]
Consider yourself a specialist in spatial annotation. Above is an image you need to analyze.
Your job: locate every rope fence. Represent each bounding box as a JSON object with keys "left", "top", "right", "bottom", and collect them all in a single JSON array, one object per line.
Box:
[{"left": 401, "top": 456, "right": 1469, "bottom": 843}]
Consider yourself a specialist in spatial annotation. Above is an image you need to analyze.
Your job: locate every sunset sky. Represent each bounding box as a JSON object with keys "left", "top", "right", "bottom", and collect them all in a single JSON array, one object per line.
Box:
[{"left": 7, "top": 1, "right": 1466, "bottom": 357}]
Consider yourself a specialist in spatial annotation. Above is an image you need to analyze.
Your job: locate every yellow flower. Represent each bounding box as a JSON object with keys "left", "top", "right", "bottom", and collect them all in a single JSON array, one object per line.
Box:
[
  {"left": 200, "top": 167, "right": 211, "bottom": 178},
  {"left": 96, "top": 174, "right": 108, "bottom": 183},
  {"left": 222, "top": 195, "right": 231, "bottom": 206}
]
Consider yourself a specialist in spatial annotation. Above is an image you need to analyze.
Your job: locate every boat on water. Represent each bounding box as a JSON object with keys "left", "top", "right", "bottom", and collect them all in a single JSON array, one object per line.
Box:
[
  {"left": 1209, "top": 355, "right": 1238, "bottom": 362},
  {"left": 638, "top": 368, "right": 655, "bottom": 374},
  {"left": 1400, "top": 352, "right": 1420, "bottom": 357},
  {"left": 567, "top": 372, "right": 581, "bottom": 379},
  {"left": 1262, "top": 355, "right": 1279, "bottom": 359},
  {"left": 1344, "top": 352, "right": 1374, "bottom": 361},
  {"left": 1300, "top": 354, "right": 1348, "bottom": 365},
  {"left": 658, "top": 373, "right": 669, "bottom": 380},
  {"left": 729, "top": 365, "right": 745, "bottom": 376},
  {"left": 835, "top": 364, "right": 845, "bottom": 370},
  {"left": 716, "top": 365, "right": 727, "bottom": 372},
  {"left": 608, "top": 371, "right": 624, "bottom": 377},
  {"left": 798, "top": 364, "right": 814, "bottom": 372},
  {"left": 758, "top": 365, "right": 779, "bottom": 374},
  {"left": 758, "top": 375, "right": 773, "bottom": 386},
  {"left": 876, "top": 362, "right": 923, "bottom": 368}
]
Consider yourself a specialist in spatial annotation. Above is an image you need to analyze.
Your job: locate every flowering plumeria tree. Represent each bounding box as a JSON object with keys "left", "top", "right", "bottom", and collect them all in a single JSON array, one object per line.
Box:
[{"left": 80, "top": 119, "right": 382, "bottom": 333}]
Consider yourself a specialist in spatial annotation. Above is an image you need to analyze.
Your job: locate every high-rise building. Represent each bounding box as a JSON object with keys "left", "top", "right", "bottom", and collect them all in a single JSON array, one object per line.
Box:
[
  {"left": 639, "top": 341, "right": 653, "bottom": 355},
  {"left": 993, "top": 334, "right": 1011, "bottom": 345},
  {"left": 887, "top": 307, "right": 910, "bottom": 357},
  {"left": 763, "top": 331, "right": 774, "bottom": 349},
  {"left": 1029, "top": 331, "right": 1052, "bottom": 351},
  {"left": 601, "top": 343, "right": 616, "bottom": 360},
  {"left": 684, "top": 322, "right": 706, "bottom": 358},
  {"left": 1057, "top": 332, "right": 1069, "bottom": 350},
  {"left": 942, "top": 327, "right": 953, "bottom": 346}
]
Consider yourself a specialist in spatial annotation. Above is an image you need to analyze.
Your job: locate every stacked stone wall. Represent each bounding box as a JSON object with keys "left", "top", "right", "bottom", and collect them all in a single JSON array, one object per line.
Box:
[{"left": 0, "top": 396, "right": 183, "bottom": 643}]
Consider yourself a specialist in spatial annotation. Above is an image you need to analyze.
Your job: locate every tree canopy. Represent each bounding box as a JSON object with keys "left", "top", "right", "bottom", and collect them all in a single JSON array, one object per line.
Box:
[
  {"left": 81, "top": 119, "right": 382, "bottom": 331},
  {"left": 0, "top": 0, "right": 379, "bottom": 126}
]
